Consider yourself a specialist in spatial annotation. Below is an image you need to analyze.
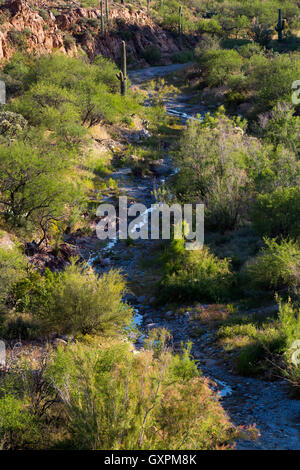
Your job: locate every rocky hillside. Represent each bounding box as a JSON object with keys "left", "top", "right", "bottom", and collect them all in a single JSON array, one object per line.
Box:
[{"left": 0, "top": 0, "right": 198, "bottom": 65}]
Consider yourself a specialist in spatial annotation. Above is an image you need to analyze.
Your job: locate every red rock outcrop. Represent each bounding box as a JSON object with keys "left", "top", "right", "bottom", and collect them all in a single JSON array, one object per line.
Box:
[{"left": 0, "top": 0, "right": 198, "bottom": 65}]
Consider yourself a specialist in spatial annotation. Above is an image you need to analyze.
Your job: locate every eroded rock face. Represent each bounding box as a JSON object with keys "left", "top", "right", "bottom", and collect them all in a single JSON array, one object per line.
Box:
[{"left": 0, "top": 0, "right": 198, "bottom": 64}]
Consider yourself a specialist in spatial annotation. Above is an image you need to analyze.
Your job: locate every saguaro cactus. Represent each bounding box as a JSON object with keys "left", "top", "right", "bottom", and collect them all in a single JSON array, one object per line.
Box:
[
  {"left": 116, "top": 41, "right": 127, "bottom": 95},
  {"left": 178, "top": 6, "right": 183, "bottom": 36},
  {"left": 100, "top": 1, "right": 104, "bottom": 35},
  {"left": 275, "top": 8, "right": 285, "bottom": 41}
]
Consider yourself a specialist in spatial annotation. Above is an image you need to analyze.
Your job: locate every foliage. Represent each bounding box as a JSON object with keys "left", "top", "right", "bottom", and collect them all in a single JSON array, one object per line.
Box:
[
  {"left": 243, "top": 238, "right": 300, "bottom": 291},
  {"left": 8, "top": 29, "right": 31, "bottom": 49},
  {"left": 252, "top": 187, "right": 300, "bottom": 239},
  {"left": 0, "top": 395, "right": 41, "bottom": 450},
  {"left": 6, "top": 53, "right": 142, "bottom": 136},
  {"left": 198, "top": 49, "right": 243, "bottom": 87},
  {"left": 0, "top": 111, "right": 27, "bottom": 137},
  {"left": 142, "top": 46, "right": 161, "bottom": 65},
  {"left": 46, "top": 335, "right": 241, "bottom": 449},
  {"left": 173, "top": 108, "right": 252, "bottom": 230},
  {"left": 0, "top": 136, "right": 80, "bottom": 242},
  {"left": 24, "top": 260, "right": 132, "bottom": 336},
  {"left": 0, "top": 247, "right": 25, "bottom": 309},
  {"left": 159, "top": 239, "right": 234, "bottom": 303}
]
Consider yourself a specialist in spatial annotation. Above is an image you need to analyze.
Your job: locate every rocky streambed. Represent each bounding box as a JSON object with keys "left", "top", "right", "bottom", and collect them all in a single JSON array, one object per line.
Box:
[{"left": 85, "top": 64, "right": 300, "bottom": 450}]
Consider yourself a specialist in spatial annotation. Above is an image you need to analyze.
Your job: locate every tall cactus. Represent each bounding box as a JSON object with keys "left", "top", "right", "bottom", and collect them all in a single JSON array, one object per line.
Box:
[
  {"left": 147, "top": 0, "right": 150, "bottom": 11},
  {"left": 116, "top": 41, "right": 127, "bottom": 95},
  {"left": 100, "top": 0, "right": 104, "bottom": 36},
  {"left": 178, "top": 5, "right": 183, "bottom": 36},
  {"left": 275, "top": 8, "right": 285, "bottom": 41},
  {"left": 105, "top": 0, "right": 109, "bottom": 25}
]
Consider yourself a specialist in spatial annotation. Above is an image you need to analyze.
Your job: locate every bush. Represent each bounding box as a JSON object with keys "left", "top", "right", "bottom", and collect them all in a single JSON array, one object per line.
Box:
[
  {"left": 0, "top": 111, "right": 27, "bottom": 137},
  {"left": 28, "top": 260, "right": 133, "bottom": 336},
  {"left": 218, "top": 319, "right": 285, "bottom": 376},
  {"left": 198, "top": 49, "right": 242, "bottom": 87},
  {"left": 159, "top": 240, "right": 234, "bottom": 303},
  {"left": 0, "top": 395, "right": 41, "bottom": 450},
  {"left": 8, "top": 29, "right": 31, "bottom": 49},
  {"left": 171, "top": 50, "right": 194, "bottom": 64},
  {"left": 7, "top": 53, "right": 142, "bottom": 135},
  {"left": 47, "top": 336, "right": 242, "bottom": 449},
  {"left": 279, "top": 300, "right": 300, "bottom": 348},
  {"left": 243, "top": 238, "right": 300, "bottom": 292},
  {"left": 173, "top": 108, "right": 251, "bottom": 230},
  {"left": 142, "top": 46, "right": 161, "bottom": 65},
  {"left": 252, "top": 187, "right": 300, "bottom": 238},
  {"left": 63, "top": 33, "right": 75, "bottom": 50},
  {"left": 279, "top": 301, "right": 300, "bottom": 392},
  {"left": 0, "top": 138, "right": 77, "bottom": 236},
  {"left": 0, "top": 247, "right": 25, "bottom": 309},
  {"left": 236, "top": 327, "right": 284, "bottom": 376},
  {"left": 195, "top": 34, "right": 220, "bottom": 58}
]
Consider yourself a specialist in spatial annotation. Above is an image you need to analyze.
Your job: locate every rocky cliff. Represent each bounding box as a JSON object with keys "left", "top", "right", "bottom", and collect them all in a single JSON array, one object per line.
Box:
[{"left": 0, "top": 0, "right": 198, "bottom": 65}]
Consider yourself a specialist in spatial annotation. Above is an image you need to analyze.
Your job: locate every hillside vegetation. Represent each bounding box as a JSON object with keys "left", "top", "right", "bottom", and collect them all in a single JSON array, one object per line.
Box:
[{"left": 0, "top": 0, "right": 299, "bottom": 451}]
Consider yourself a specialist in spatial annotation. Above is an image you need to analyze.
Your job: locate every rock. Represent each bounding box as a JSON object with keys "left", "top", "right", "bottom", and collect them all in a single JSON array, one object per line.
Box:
[
  {"left": 146, "top": 323, "right": 159, "bottom": 329},
  {"left": 165, "top": 310, "right": 173, "bottom": 319},
  {"left": 136, "top": 335, "right": 145, "bottom": 344},
  {"left": 149, "top": 159, "right": 170, "bottom": 176},
  {"left": 0, "top": 0, "right": 199, "bottom": 65},
  {"left": 137, "top": 295, "right": 146, "bottom": 303},
  {"left": 59, "top": 335, "right": 74, "bottom": 343},
  {"left": 53, "top": 338, "right": 67, "bottom": 348},
  {"left": 124, "top": 293, "right": 137, "bottom": 303},
  {"left": 101, "top": 257, "right": 111, "bottom": 266},
  {"left": 25, "top": 241, "right": 39, "bottom": 255}
]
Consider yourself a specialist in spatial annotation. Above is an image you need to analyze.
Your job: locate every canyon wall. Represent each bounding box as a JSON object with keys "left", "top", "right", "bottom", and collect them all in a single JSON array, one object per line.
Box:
[{"left": 0, "top": 0, "right": 198, "bottom": 65}]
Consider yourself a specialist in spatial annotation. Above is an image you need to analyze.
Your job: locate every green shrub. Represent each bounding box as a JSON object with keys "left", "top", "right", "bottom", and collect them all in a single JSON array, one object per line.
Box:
[
  {"left": 278, "top": 300, "right": 300, "bottom": 347},
  {"left": 171, "top": 50, "right": 194, "bottom": 64},
  {"left": 0, "top": 111, "right": 27, "bottom": 137},
  {"left": 38, "top": 9, "right": 48, "bottom": 21},
  {"left": 195, "top": 34, "right": 220, "bottom": 58},
  {"left": 142, "top": 46, "right": 161, "bottom": 65},
  {"left": 198, "top": 49, "right": 242, "bottom": 87},
  {"left": 0, "top": 396, "right": 41, "bottom": 450},
  {"left": 8, "top": 29, "right": 31, "bottom": 49},
  {"left": 236, "top": 327, "right": 284, "bottom": 376},
  {"left": 63, "top": 33, "right": 75, "bottom": 50},
  {"left": 173, "top": 108, "right": 251, "bottom": 231},
  {"left": 7, "top": 53, "right": 141, "bottom": 133},
  {"left": 252, "top": 187, "right": 300, "bottom": 239},
  {"left": 243, "top": 238, "right": 300, "bottom": 291},
  {"left": 218, "top": 319, "right": 285, "bottom": 376},
  {"left": 275, "top": 301, "right": 300, "bottom": 392},
  {"left": 47, "top": 336, "right": 242, "bottom": 449},
  {"left": 0, "top": 138, "right": 78, "bottom": 234},
  {"left": 159, "top": 240, "right": 234, "bottom": 303},
  {"left": 0, "top": 247, "right": 25, "bottom": 308},
  {"left": 28, "top": 261, "right": 133, "bottom": 336}
]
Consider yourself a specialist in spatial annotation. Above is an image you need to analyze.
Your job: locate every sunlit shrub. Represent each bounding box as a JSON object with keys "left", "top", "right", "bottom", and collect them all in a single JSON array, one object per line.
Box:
[
  {"left": 243, "top": 238, "right": 300, "bottom": 291},
  {"left": 159, "top": 240, "right": 234, "bottom": 303},
  {"left": 28, "top": 260, "right": 132, "bottom": 336},
  {"left": 47, "top": 335, "right": 242, "bottom": 449}
]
